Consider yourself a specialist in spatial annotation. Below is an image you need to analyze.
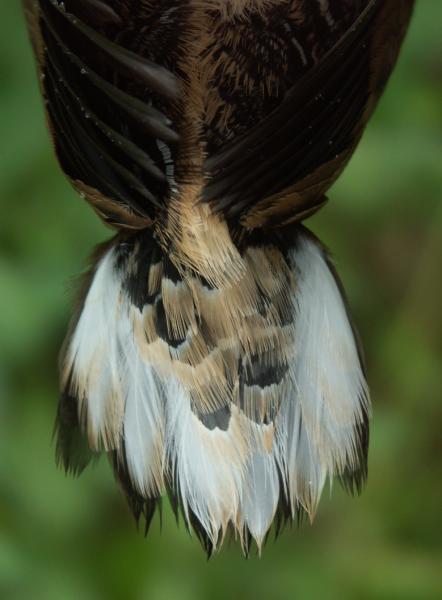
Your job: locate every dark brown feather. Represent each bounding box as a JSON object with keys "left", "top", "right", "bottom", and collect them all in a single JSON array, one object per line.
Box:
[
  {"left": 25, "top": 0, "right": 415, "bottom": 231},
  {"left": 24, "top": 0, "right": 183, "bottom": 228},
  {"left": 202, "top": 0, "right": 415, "bottom": 226}
]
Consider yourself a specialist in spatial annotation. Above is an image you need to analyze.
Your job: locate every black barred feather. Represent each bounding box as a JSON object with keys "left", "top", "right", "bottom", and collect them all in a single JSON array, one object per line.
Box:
[
  {"left": 55, "top": 388, "right": 96, "bottom": 476},
  {"left": 24, "top": 0, "right": 414, "bottom": 554},
  {"left": 111, "top": 445, "right": 162, "bottom": 535}
]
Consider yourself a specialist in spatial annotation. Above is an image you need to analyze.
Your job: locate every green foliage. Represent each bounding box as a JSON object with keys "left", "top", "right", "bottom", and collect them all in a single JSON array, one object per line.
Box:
[{"left": 0, "top": 3, "right": 441, "bottom": 599}]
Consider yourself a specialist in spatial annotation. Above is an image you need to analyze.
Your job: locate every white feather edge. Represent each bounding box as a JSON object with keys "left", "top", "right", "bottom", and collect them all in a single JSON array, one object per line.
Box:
[
  {"left": 65, "top": 233, "right": 370, "bottom": 548},
  {"left": 65, "top": 248, "right": 124, "bottom": 449}
]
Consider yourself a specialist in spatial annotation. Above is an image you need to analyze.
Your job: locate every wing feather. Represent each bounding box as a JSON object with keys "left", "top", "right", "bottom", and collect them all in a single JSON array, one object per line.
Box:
[
  {"left": 202, "top": 0, "right": 411, "bottom": 227},
  {"left": 24, "top": 0, "right": 182, "bottom": 228}
]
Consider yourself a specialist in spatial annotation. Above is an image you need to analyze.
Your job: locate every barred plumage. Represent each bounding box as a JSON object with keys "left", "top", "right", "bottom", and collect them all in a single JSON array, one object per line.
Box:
[{"left": 24, "top": 0, "right": 414, "bottom": 554}]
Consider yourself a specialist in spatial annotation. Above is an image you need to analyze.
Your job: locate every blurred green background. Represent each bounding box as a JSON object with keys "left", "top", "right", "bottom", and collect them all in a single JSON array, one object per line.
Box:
[{"left": 1, "top": 3, "right": 441, "bottom": 599}]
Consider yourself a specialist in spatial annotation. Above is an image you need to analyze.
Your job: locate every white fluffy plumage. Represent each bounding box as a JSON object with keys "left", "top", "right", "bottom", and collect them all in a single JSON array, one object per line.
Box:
[{"left": 64, "top": 232, "right": 369, "bottom": 549}]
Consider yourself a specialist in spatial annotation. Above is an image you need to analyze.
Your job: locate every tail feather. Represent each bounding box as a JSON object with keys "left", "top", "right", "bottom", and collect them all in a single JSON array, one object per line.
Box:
[
  {"left": 59, "top": 226, "right": 370, "bottom": 553},
  {"left": 240, "top": 451, "right": 280, "bottom": 551},
  {"left": 121, "top": 322, "right": 165, "bottom": 498},
  {"left": 64, "top": 248, "right": 125, "bottom": 450},
  {"left": 289, "top": 236, "right": 370, "bottom": 477},
  {"left": 164, "top": 380, "right": 244, "bottom": 545}
]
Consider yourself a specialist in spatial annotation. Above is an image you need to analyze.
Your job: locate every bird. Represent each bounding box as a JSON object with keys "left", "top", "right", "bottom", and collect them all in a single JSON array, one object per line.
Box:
[{"left": 24, "top": 0, "right": 414, "bottom": 555}]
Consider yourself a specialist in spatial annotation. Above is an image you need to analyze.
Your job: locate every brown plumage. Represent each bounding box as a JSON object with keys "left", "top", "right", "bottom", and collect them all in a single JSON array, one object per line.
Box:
[{"left": 24, "top": 0, "right": 414, "bottom": 554}]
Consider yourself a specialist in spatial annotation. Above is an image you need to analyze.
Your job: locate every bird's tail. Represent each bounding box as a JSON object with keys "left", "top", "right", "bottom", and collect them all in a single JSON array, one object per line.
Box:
[{"left": 57, "top": 224, "right": 369, "bottom": 554}]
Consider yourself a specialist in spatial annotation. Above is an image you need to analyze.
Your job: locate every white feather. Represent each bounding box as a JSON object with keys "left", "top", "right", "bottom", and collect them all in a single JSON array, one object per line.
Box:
[
  {"left": 66, "top": 248, "right": 165, "bottom": 494},
  {"left": 276, "top": 233, "right": 369, "bottom": 514},
  {"left": 121, "top": 308, "right": 165, "bottom": 496},
  {"left": 66, "top": 248, "right": 124, "bottom": 448},
  {"left": 164, "top": 384, "right": 246, "bottom": 543},
  {"left": 240, "top": 448, "right": 280, "bottom": 549}
]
